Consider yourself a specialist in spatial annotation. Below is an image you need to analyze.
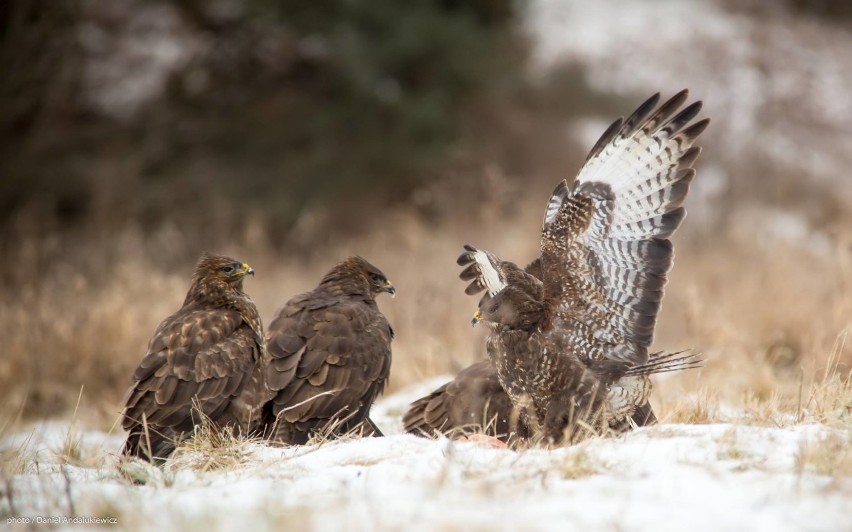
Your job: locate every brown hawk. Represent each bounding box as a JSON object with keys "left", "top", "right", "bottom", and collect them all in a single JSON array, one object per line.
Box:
[
  {"left": 459, "top": 90, "right": 708, "bottom": 444},
  {"left": 259, "top": 256, "right": 395, "bottom": 445},
  {"left": 121, "top": 254, "right": 265, "bottom": 461},
  {"left": 402, "top": 355, "right": 689, "bottom": 443},
  {"left": 404, "top": 261, "right": 697, "bottom": 443}
]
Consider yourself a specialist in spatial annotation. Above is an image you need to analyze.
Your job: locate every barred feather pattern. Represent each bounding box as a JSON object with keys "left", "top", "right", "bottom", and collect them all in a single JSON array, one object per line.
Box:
[
  {"left": 606, "top": 350, "right": 703, "bottom": 425},
  {"left": 542, "top": 89, "right": 708, "bottom": 373},
  {"left": 458, "top": 242, "right": 705, "bottom": 437},
  {"left": 459, "top": 90, "right": 708, "bottom": 443}
]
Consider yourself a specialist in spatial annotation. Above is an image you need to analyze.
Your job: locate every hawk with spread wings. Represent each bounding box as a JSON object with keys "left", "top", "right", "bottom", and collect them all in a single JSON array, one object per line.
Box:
[
  {"left": 121, "top": 254, "right": 265, "bottom": 461},
  {"left": 259, "top": 256, "right": 395, "bottom": 445},
  {"left": 457, "top": 90, "right": 708, "bottom": 444},
  {"left": 404, "top": 262, "right": 697, "bottom": 443}
]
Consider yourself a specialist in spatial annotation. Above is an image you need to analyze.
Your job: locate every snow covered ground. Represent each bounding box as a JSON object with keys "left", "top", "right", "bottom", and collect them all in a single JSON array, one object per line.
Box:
[{"left": 2, "top": 381, "right": 850, "bottom": 532}]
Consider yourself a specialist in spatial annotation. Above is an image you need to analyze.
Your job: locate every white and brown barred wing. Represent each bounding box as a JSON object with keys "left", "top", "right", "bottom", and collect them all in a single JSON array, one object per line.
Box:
[
  {"left": 540, "top": 90, "right": 708, "bottom": 372},
  {"left": 457, "top": 246, "right": 542, "bottom": 306}
]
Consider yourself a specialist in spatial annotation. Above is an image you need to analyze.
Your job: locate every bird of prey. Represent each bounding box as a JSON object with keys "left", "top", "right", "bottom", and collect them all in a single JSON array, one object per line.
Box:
[
  {"left": 121, "top": 254, "right": 265, "bottom": 461},
  {"left": 259, "top": 256, "right": 395, "bottom": 445},
  {"left": 404, "top": 262, "right": 693, "bottom": 443},
  {"left": 402, "top": 356, "right": 677, "bottom": 443},
  {"left": 457, "top": 90, "right": 708, "bottom": 444}
]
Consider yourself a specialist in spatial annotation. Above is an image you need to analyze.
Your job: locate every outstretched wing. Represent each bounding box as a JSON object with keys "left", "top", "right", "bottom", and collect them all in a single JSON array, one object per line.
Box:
[
  {"left": 540, "top": 90, "right": 708, "bottom": 373},
  {"left": 457, "top": 245, "right": 542, "bottom": 307},
  {"left": 457, "top": 245, "right": 510, "bottom": 297}
]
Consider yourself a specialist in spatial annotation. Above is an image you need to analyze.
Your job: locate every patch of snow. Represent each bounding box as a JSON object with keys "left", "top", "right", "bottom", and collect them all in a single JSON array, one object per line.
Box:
[
  {"left": 371, "top": 376, "right": 454, "bottom": 435},
  {"left": 2, "top": 405, "right": 849, "bottom": 531}
]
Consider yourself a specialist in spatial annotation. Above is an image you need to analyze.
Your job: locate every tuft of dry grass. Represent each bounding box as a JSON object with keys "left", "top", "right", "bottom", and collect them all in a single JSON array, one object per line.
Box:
[
  {"left": 716, "top": 427, "right": 747, "bottom": 461},
  {"left": 795, "top": 432, "right": 852, "bottom": 477},
  {"left": 555, "top": 445, "right": 603, "bottom": 479},
  {"left": 167, "top": 403, "right": 258, "bottom": 473},
  {"left": 0, "top": 438, "right": 36, "bottom": 479},
  {"left": 659, "top": 387, "right": 722, "bottom": 425},
  {"left": 737, "top": 390, "right": 797, "bottom": 428},
  {"left": 800, "top": 336, "right": 852, "bottom": 428}
]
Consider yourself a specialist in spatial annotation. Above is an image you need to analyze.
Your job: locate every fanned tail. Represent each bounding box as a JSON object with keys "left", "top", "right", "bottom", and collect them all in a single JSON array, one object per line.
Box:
[{"left": 624, "top": 349, "right": 703, "bottom": 377}]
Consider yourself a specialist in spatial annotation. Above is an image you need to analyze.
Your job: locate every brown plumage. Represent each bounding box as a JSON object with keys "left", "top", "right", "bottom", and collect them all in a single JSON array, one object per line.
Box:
[
  {"left": 404, "top": 259, "right": 672, "bottom": 443},
  {"left": 459, "top": 90, "right": 707, "bottom": 445},
  {"left": 260, "top": 256, "right": 395, "bottom": 445},
  {"left": 402, "top": 359, "right": 663, "bottom": 443},
  {"left": 121, "top": 254, "right": 265, "bottom": 461},
  {"left": 403, "top": 259, "right": 541, "bottom": 443},
  {"left": 403, "top": 360, "right": 530, "bottom": 443}
]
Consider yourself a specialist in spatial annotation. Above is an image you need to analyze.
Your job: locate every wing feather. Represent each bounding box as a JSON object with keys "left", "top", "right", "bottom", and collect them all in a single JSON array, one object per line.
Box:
[
  {"left": 540, "top": 90, "right": 708, "bottom": 371},
  {"left": 121, "top": 308, "right": 260, "bottom": 459},
  {"left": 263, "top": 295, "right": 392, "bottom": 443}
]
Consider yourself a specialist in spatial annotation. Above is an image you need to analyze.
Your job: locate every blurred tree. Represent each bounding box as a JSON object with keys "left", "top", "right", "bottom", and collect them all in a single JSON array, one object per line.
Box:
[
  {"left": 0, "top": 0, "right": 88, "bottom": 229},
  {"left": 725, "top": 0, "right": 852, "bottom": 21},
  {"left": 0, "top": 0, "right": 524, "bottom": 247}
]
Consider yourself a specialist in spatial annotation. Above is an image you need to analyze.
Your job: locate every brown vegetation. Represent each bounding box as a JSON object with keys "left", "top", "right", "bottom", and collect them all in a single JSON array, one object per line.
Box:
[{"left": 2, "top": 156, "right": 851, "bottom": 431}]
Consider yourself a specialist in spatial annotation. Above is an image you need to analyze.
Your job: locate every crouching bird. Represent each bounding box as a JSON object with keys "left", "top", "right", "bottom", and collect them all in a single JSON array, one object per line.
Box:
[
  {"left": 259, "top": 256, "right": 395, "bottom": 445},
  {"left": 121, "top": 254, "right": 265, "bottom": 462},
  {"left": 453, "top": 90, "right": 708, "bottom": 445}
]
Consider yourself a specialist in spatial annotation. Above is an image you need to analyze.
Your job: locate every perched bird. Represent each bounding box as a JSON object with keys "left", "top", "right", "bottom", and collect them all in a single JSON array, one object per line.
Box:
[
  {"left": 403, "top": 258, "right": 541, "bottom": 443},
  {"left": 458, "top": 90, "right": 708, "bottom": 445},
  {"left": 121, "top": 254, "right": 265, "bottom": 461},
  {"left": 260, "top": 256, "right": 395, "bottom": 445}
]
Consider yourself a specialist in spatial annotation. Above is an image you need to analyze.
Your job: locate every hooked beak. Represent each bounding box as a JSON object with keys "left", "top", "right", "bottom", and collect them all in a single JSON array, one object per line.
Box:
[
  {"left": 383, "top": 279, "right": 396, "bottom": 298},
  {"left": 240, "top": 263, "right": 254, "bottom": 276},
  {"left": 471, "top": 310, "right": 482, "bottom": 327}
]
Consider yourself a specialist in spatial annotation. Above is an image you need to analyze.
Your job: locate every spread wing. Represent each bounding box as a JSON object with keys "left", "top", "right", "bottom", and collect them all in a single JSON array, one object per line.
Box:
[
  {"left": 263, "top": 294, "right": 392, "bottom": 443},
  {"left": 540, "top": 90, "right": 708, "bottom": 373},
  {"left": 121, "top": 309, "right": 260, "bottom": 459},
  {"left": 403, "top": 360, "right": 525, "bottom": 442},
  {"left": 457, "top": 245, "right": 543, "bottom": 306}
]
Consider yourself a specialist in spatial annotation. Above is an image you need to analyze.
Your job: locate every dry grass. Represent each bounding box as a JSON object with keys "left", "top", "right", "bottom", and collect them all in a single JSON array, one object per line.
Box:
[
  {"left": 0, "top": 172, "right": 548, "bottom": 428},
  {"left": 795, "top": 432, "right": 852, "bottom": 477},
  {"left": 167, "top": 414, "right": 257, "bottom": 474},
  {"left": 1, "top": 115, "right": 852, "bottom": 438},
  {"left": 660, "top": 387, "right": 722, "bottom": 425},
  {"left": 555, "top": 445, "right": 603, "bottom": 479},
  {"left": 2, "top": 192, "right": 852, "bottom": 435}
]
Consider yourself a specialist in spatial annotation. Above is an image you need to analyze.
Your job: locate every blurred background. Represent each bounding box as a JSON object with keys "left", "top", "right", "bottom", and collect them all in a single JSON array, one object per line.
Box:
[{"left": 2, "top": 0, "right": 851, "bottom": 426}]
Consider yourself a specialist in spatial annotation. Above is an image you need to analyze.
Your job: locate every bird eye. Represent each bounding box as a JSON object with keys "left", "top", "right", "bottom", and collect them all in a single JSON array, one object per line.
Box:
[
  {"left": 222, "top": 265, "right": 235, "bottom": 274},
  {"left": 489, "top": 304, "right": 498, "bottom": 313}
]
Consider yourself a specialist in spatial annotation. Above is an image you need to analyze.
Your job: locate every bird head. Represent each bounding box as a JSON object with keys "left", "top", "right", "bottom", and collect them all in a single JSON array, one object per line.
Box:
[
  {"left": 352, "top": 256, "right": 396, "bottom": 297},
  {"left": 186, "top": 254, "right": 255, "bottom": 305},
  {"left": 472, "top": 286, "right": 544, "bottom": 331}
]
